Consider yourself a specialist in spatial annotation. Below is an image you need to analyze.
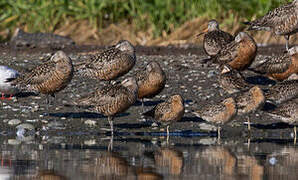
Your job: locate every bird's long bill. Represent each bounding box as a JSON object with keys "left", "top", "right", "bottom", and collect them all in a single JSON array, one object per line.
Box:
[{"left": 196, "top": 28, "right": 208, "bottom": 38}]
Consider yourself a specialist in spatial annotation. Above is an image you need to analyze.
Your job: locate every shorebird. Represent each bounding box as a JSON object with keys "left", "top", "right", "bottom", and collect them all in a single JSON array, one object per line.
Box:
[
  {"left": 244, "top": 0, "right": 298, "bottom": 50},
  {"left": 265, "top": 79, "right": 298, "bottom": 105},
  {"left": 249, "top": 46, "right": 298, "bottom": 81},
  {"left": 193, "top": 97, "right": 237, "bottom": 138},
  {"left": 267, "top": 98, "right": 298, "bottom": 142},
  {"left": 0, "top": 66, "right": 19, "bottom": 100},
  {"left": 235, "top": 86, "right": 265, "bottom": 131},
  {"left": 136, "top": 61, "right": 166, "bottom": 110},
  {"left": 12, "top": 51, "right": 73, "bottom": 104},
  {"left": 143, "top": 95, "right": 184, "bottom": 137},
  {"left": 219, "top": 64, "right": 249, "bottom": 94},
  {"left": 196, "top": 20, "right": 234, "bottom": 57},
  {"left": 213, "top": 32, "right": 257, "bottom": 71},
  {"left": 76, "top": 40, "right": 136, "bottom": 82},
  {"left": 77, "top": 77, "right": 138, "bottom": 135},
  {"left": 154, "top": 148, "right": 183, "bottom": 175}
]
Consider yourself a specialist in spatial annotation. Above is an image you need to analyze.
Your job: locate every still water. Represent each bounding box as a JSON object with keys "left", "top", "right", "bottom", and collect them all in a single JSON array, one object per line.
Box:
[{"left": 0, "top": 134, "right": 297, "bottom": 180}]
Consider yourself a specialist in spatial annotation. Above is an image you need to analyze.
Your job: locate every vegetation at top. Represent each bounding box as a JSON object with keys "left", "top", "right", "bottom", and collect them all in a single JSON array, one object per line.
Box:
[{"left": 0, "top": 0, "right": 291, "bottom": 38}]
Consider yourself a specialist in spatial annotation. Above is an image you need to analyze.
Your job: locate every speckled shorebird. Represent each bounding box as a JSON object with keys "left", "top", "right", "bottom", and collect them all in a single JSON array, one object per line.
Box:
[
  {"left": 244, "top": 0, "right": 298, "bottom": 50},
  {"left": 213, "top": 32, "right": 257, "bottom": 71},
  {"left": 235, "top": 86, "right": 265, "bottom": 131},
  {"left": 265, "top": 79, "right": 298, "bottom": 105},
  {"left": 136, "top": 61, "right": 166, "bottom": 110},
  {"left": 143, "top": 95, "right": 184, "bottom": 136},
  {"left": 196, "top": 20, "right": 234, "bottom": 57},
  {"left": 219, "top": 64, "right": 249, "bottom": 95},
  {"left": 77, "top": 40, "right": 136, "bottom": 82},
  {"left": 0, "top": 66, "right": 19, "bottom": 100},
  {"left": 249, "top": 46, "right": 298, "bottom": 81},
  {"left": 12, "top": 51, "right": 73, "bottom": 103},
  {"left": 77, "top": 77, "right": 138, "bottom": 135},
  {"left": 267, "top": 98, "right": 298, "bottom": 141},
  {"left": 193, "top": 97, "right": 237, "bottom": 138}
]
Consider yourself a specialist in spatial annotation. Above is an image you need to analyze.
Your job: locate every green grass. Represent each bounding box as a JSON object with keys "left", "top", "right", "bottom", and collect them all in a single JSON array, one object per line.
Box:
[{"left": 0, "top": 0, "right": 291, "bottom": 39}]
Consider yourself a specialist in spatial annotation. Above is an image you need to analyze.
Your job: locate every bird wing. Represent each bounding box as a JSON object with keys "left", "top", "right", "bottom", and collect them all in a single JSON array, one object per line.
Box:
[
  {"left": 17, "top": 61, "right": 56, "bottom": 85},
  {"left": 250, "top": 53, "right": 291, "bottom": 74},
  {"left": 214, "top": 41, "right": 239, "bottom": 63},
  {"left": 84, "top": 48, "right": 121, "bottom": 69}
]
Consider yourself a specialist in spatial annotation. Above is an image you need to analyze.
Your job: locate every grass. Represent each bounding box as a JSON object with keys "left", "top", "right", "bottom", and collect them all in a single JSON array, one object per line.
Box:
[{"left": 0, "top": 0, "right": 292, "bottom": 40}]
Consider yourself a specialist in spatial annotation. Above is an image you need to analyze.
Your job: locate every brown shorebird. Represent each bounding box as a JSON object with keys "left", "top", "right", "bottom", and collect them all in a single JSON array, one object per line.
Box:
[
  {"left": 193, "top": 97, "right": 237, "bottom": 138},
  {"left": 154, "top": 147, "right": 183, "bottom": 175},
  {"left": 267, "top": 98, "right": 298, "bottom": 142},
  {"left": 249, "top": 46, "right": 298, "bottom": 81},
  {"left": 77, "top": 77, "right": 138, "bottom": 135},
  {"left": 95, "top": 152, "right": 129, "bottom": 178},
  {"left": 143, "top": 95, "right": 184, "bottom": 137},
  {"left": 265, "top": 79, "right": 298, "bottom": 105},
  {"left": 0, "top": 66, "right": 19, "bottom": 100},
  {"left": 196, "top": 20, "right": 234, "bottom": 57},
  {"left": 76, "top": 40, "right": 136, "bottom": 82},
  {"left": 36, "top": 170, "right": 67, "bottom": 180},
  {"left": 13, "top": 51, "right": 73, "bottom": 104},
  {"left": 136, "top": 61, "right": 166, "bottom": 110},
  {"left": 219, "top": 64, "right": 249, "bottom": 95},
  {"left": 244, "top": 0, "right": 298, "bottom": 50},
  {"left": 235, "top": 86, "right": 265, "bottom": 131},
  {"left": 136, "top": 169, "right": 163, "bottom": 180},
  {"left": 213, "top": 32, "right": 257, "bottom": 71}
]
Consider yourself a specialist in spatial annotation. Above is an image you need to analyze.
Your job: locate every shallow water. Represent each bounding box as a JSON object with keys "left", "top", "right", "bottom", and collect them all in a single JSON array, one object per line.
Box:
[
  {"left": 0, "top": 134, "right": 297, "bottom": 180},
  {"left": 0, "top": 45, "right": 297, "bottom": 179}
]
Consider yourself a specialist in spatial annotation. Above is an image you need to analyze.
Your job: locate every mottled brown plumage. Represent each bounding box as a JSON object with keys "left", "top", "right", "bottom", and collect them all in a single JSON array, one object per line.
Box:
[
  {"left": 265, "top": 80, "right": 298, "bottom": 105},
  {"left": 249, "top": 46, "right": 298, "bottom": 81},
  {"left": 77, "top": 77, "right": 138, "bottom": 134},
  {"left": 267, "top": 98, "right": 298, "bottom": 139},
  {"left": 197, "top": 20, "right": 234, "bottom": 56},
  {"left": 193, "top": 97, "right": 237, "bottom": 137},
  {"left": 235, "top": 86, "right": 265, "bottom": 115},
  {"left": 77, "top": 40, "right": 136, "bottom": 81},
  {"left": 213, "top": 32, "right": 257, "bottom": 71},
  {"left": 244, "top": 0, "right": 298, "bottom": 50},
  {"left": 137, "top": 61, "right": 166, "bottom": 99},
  {"left": 13, "top": 51, "right": 73, "bottom": 97},
  {"left": 219, "top": 64, "right": 249, "bottom": 94},
  {"left": 143, "top": 95, "right": 184, "bottom": 135}
]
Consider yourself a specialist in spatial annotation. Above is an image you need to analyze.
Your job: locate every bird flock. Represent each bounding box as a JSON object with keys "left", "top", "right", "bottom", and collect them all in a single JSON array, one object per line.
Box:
[{"left": 0, "top": 0, "right": 297, "bottom": 141}]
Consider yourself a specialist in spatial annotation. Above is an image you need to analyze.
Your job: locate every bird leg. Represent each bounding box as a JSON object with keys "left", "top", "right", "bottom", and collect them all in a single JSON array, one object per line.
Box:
[
  {"left": 284, "top": 35, "right": 290, "bottom": 51},
  {"left": 141, "top": 99, "right": 145, "bottom": 113},
  {"left": 108, "top": 134, "right": 114, "bottom": 151},
  {"left": 217, "top": 127, "right": 221, "bottom": 141},
  {"left": 108, "top": 116, "right": 114, "bottom": 136},
  {"left": 0, "top": 93, "right": 13, "bottom": 100},
  {"left": 247, "top": 116, "right": 251, "bottom": 132},
  {"left": 294, "top": 126, "right": 297, "bottom": 145},
  {"left": 166, "top": 125, "right": 170, "bottom": 144}
]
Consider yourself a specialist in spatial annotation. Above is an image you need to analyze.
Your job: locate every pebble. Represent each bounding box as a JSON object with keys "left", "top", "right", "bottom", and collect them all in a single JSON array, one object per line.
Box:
[
  {"left": 84, "top": 119, "right": 97, "bottom": 126},
  {"left": 8, "top": 119, "right": 21, "bottom": 126}
]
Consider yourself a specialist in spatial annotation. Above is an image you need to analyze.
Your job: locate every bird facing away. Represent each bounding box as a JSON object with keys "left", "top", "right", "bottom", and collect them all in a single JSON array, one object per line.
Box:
[
  {"left": 76, "top": 40, "right": 136, "bottom": 82},
  {"left": 192, "top": 97, "right": 237, "bottom": 137},
  {"left": 196, "top": 20, "right": 234, "bottom": 56},
  {"left": 219, "top": 64, "right": 249, "bottom": 94},
  {"left": 143, "top": 94, "right": 184, "bottom": 136},
  {"left": 213, "top": 32, "right": 257, "bottom": 71},
  {"left": 77, "top": 77, "right": 138, "bottom": 135},
  {"left": 244, "top": 0, "right": 298, "bottom": 50},
  {"left": 267, "top": 98, "right": 298, "bottom": 140},
  {"left": 235, "top": 86, "right": 265, "bottom": 131},
  {"left": 0, "top": 66, "right": 19, "bottom": 100},
  {"left": 265, "top": 79, "right": 298, "bottom": 105},
  {"left": 136, "top": 61, "right": 166, "bottom": 108},
  {"left": 249, "top": 46, "right": 298, "bottom": 81},
  {"left": 13, "top": 51, "right": 73, "bottom": 99}
]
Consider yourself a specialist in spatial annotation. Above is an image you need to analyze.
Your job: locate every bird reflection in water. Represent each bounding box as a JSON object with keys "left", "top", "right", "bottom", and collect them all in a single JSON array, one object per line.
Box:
[
  {"left": 35, "top": 170, "right": 67, "bottom": 180},
  {"left": 154, "top": 147, "right": 183, "bottom": 176}
]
